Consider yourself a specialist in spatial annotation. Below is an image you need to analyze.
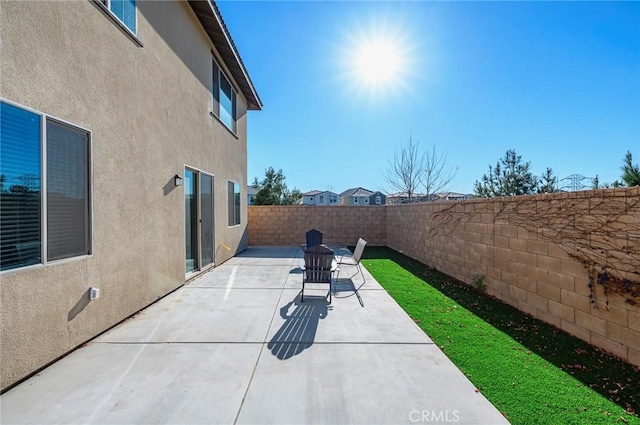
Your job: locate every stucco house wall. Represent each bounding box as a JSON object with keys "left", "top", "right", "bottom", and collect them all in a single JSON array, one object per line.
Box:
[{"left": 0, "top": 0, "right": 259, "bottom": 390}]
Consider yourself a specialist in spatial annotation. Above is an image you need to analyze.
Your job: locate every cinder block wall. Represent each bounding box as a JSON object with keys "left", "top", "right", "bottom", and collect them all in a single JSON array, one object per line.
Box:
[
  {"left": 247, "top": 206, "right": 386, "bottom": 247},
  {"left": 387, "top": 188, "right": 640, "bottom": 366},
  {"left": 249, "top": 188, "right": 640, "bottom": 366}
]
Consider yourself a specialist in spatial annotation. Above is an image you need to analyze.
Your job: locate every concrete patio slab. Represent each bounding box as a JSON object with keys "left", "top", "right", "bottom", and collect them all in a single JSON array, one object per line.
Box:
[
  {"left": 224, "top": 246, "right": 301, "bottom": 266},
  {"left": 285, "top": 266, "right": 384, "bottom": 291},
  {"left": 238, "top": 343, "right": 507, "bottom": 425},
  {"left": 1, "top": 343, "right": 261, "bottom": 425},
  {"left": 1, "top": 246, "right": 508, "bottom": 425},
  {"left": 267, "top": 289, "right": 432, "bottom": 344},
  {"left": 235, "top": 246, "right": 302, "bottom": 258},
  {"left": 96, "top": 287, "right": 282, "bottom": 343},
  {"left": 191, "top": 264, "right": 293, "bottom": 289}
]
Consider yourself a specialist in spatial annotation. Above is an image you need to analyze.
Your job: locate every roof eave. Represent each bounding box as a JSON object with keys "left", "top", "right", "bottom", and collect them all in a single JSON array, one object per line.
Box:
[{"left": 188, "top": 0, "right": 263, "bottom": 110}]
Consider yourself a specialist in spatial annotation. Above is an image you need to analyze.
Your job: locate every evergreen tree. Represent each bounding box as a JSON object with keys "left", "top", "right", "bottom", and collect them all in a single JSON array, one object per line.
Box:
[
  {"left": 474, "top": 149, "right": 538, "bottom": 197},
  {"left": 538, "top": 167, "right": 558, "bottom": 193},
  {"left": 621, "top": 151, "right": 640, "bottom": 187},
  {"left": 252, "top": 167, "right": 302, "bottom": 205}
]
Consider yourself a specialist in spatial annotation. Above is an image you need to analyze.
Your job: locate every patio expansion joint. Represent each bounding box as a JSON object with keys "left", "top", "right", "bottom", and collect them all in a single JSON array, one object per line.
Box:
[
  {"left": 263, "top": 341, "right": 436, "bottom": 346},
  {"left": 92, "top": 341, "right": 436, "bottom": 346},
  {"left": 231, "top": 254, "right": 300, "bottom": 425},
  {"left": 92, "top": 341, "right": 268, "bottom": 345},
  {"left": 186, "top": 287, "right": 289, "bottom": 290}
]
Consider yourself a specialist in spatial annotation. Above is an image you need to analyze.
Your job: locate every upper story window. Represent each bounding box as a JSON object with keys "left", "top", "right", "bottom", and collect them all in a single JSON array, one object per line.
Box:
[
  {"left": 375, "top": 195, "right": 381, "bottom": 205},
  {"left": 319, "top": 195, "right": 324, "bottom": 203},
  {"left": 212, "top": 58, "right": 237, "bottom": 134},
  {"left": 102, "top": 0, "right": 137, "bottom": 34},
  {"left": 1, "top": 100, "right": 91, "bottom": 272}
]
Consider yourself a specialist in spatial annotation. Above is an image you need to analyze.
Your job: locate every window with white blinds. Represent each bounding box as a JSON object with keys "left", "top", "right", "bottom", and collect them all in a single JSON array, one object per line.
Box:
[
  {"left": 0, "top": 102, "right": 42, "bottom": 271},
  {"left": 212, "top": 58, "right": 237, "bottom": 134},
  {"left": 0, "top": 100, "right": 91, "bottom": 272}
]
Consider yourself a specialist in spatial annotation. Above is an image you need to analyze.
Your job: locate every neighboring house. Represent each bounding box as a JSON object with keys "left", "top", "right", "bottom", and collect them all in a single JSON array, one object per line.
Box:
[
  {"left": 339, "top": 187, "right": 386, "bottom": 206},
  {"left": 0, "top": 0, "right": 261, "bottom": 390},
  {"left": 386, "top": 192, "right": 437, "bottom": 204},
  {"left": 436, "top": 192, "right": 474, "bottom": 201},
  {"left": 386, "top": 192, "right": 472, "bottom": 204},
  {"left": 247, "top": 185, "right": 259, "bottom": 205},
  {"left": 302, "top": 190, "right": 339, "bottom": 206}
]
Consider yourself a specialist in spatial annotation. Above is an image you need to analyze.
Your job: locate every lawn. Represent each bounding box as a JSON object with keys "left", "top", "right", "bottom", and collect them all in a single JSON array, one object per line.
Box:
[{"left": 360, "top": 247, "right": 640, "bottom": 425}]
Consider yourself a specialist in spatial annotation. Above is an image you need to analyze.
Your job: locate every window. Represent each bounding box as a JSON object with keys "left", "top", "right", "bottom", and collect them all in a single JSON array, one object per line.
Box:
[
  {"left": 212, "top": 58, "right": 237, "bottom": 133},
  {"left": 101, "top": 0, "right": 137, "bottom": 34},
  {"left": 1, "top": 100, "right": 91, "bottom": 272},
  {"left": 228, "top": 181, "right": 240, "bottom": 226},
  {"left": 375, "top": 196, "right": 381, "bottom": 205},
  {"left": 319, "top": 195, "right": 324, "bottom": 203},
  {"left": 330, "top": 195, "right": 337, "bottom": 204}
]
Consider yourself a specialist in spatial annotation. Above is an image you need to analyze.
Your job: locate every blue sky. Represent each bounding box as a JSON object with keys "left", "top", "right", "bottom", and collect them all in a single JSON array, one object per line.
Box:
[{"left": 217, "top": 1, "right": 640, "bottom": 195}]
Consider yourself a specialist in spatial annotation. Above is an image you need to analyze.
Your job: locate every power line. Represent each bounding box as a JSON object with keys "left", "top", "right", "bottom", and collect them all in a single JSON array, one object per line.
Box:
[{"left": 560, "top": 174, "right": 592, "bottom": 191}]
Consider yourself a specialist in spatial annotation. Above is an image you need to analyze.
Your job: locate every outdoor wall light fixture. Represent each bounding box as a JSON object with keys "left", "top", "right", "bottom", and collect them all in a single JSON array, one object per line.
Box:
[{"left": 174, "top": 174, "right": 183, "bottom": 187}]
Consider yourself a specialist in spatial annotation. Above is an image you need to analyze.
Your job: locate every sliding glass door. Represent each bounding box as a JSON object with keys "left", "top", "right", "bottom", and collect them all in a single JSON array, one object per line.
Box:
[
  {"left": 185, "top": 168, "right": 214, "bottom": 274},
  {"left": 185, "top": 170, "right": 198, "bottom": 273},
  {"left": 200, "top": 174, "right": 214, "bottom": 268}
]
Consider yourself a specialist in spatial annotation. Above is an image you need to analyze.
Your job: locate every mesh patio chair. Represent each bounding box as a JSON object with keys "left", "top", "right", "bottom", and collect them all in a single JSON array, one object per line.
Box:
[
  {"left": 301, "top": 244, "right": 335, "bottom": 303},
  {"left": 336, "top": 238, "right": 367, "bottom": 286},
  {"left": 305, "top": 228, "right": 323, "bottom": 249}
]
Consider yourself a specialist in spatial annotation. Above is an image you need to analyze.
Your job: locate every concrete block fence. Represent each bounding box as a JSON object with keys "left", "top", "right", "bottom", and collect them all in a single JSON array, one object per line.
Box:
[{"left": 248, "top": 187, "right": 640, "bottom": 366}]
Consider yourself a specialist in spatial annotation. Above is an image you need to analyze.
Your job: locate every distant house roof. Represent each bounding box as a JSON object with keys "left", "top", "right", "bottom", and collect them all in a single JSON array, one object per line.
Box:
[
  {"left": 247, "top": 186, "right": 259, "bottom": 196},
  {"left": 387, "top": 192, "right": 425, "bottom": 198},
  {"left": 436, "top": 192, "right": 473, "bottom": 199},
  {"left": 340, "top": 187, "right": 374, "bottom": 197},
  {"left": 304, "top": 190, "right": 338, "bottom": 196},
  {"left": 188, "top": 0, "right": 262, "bottom": 110}
]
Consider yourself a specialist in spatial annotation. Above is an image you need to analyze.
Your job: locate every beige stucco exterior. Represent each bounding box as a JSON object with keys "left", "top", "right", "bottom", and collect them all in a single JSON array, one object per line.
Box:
[{"left": 1, "top": 0, "right": 259, "bottom": 390}]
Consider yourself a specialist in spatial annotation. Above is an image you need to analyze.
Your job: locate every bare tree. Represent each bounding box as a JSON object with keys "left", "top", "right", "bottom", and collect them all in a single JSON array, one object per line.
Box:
[
  {"left": 423, "top": 145, "right": 456, "bottom": 200},
  {"left": 384, "top": 136, "right": 424, "bottom": 203}
]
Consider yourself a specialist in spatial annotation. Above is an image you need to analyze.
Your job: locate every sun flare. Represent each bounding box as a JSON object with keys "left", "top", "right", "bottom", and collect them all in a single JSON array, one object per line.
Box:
[
  {"left": 336, "top": 14, "right": 418, "bottom": 102},
  {"left": 355, "top": 40, "right": 401, "bottom": 84}
]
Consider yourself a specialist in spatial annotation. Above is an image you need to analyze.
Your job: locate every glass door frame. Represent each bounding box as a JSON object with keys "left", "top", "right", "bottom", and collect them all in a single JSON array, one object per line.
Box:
[{"left": 184, "top": 166, "right": 215, "bottom": 277}]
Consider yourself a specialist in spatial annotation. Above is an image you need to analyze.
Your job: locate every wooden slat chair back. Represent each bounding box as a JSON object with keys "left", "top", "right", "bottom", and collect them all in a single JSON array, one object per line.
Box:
[
  {"left": 302, "top": 244, "right": 334, "bottom": 302},
  {"left": 305, "top": 228, "right": 323, "bottom": 249}
]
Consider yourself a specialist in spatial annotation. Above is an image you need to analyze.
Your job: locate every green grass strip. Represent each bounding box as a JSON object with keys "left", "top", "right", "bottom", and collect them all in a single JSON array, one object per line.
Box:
[{"left": 361, "top": 247, "right": 640, "bottom": 425}]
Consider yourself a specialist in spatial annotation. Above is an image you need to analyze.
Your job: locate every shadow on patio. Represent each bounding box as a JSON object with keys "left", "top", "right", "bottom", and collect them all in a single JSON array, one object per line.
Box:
[{"left": 268, "top": 295, "right": 331, "bottom": 360}]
